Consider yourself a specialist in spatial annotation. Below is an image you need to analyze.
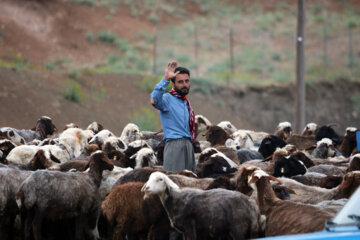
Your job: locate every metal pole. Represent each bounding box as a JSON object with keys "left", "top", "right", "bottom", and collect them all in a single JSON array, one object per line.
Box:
[{"left": 295, "top": 0, "right": 306, "bottom": 133}]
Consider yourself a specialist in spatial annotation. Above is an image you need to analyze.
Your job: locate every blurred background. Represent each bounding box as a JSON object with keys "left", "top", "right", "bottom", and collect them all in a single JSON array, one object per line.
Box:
[{"left": 0, "top": 0, "right": 359, "bottom": 135}]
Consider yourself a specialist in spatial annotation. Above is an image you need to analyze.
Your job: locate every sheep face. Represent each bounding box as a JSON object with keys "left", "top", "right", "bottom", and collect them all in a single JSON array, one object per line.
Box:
[
  {"left": 217, "top": 121, "right": 237, "bottom": 135},
  {"left": 131, "top": 148, "right": 157, "bottom": 169},
  {"left": 0, "top": 128, "right": 25, "bottom": 144},
  {"left": 205, "top": 126, "right": 230, "bottom": 146},
  {"left": 273, "top": 156, "right": 307, "bottom": 178},
  {"left": 120, "top": 123, "right": 143, "bottom": 143},
  {"left": 86, "top": 122, "right": 104, "bottom": 134},
  {"left": 102, "top": 137, "right": 127, "bottom": 153},
  {"left": 90, "top": 151, "right": 114, "bottom": 172},
  {"left": 301, "top": 123, "right": 318, "bottom": 136},
  {"left": 36, "top": 116, "right": 57, "bottom": 138},
  {"left": 142, "top": 172, "right": 179, "bottom": 198},
  {"left": 89, "top": 130, "right": 115, "bottom": 148}
]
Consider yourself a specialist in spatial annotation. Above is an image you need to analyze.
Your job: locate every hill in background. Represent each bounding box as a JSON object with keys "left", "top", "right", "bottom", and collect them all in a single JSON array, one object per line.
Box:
[{"left": 1, "top": 0, "right": 360, "bottom": 134}]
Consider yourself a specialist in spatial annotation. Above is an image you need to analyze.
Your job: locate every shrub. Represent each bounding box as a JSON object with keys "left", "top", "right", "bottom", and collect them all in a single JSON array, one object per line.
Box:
[
  {"left": 131, "top": 107, "right": 159, "bottom": 131},
  {"left": 98, "top": 31, "right": 117, "bottom": 44},
  {"left": 86, "top": 32, "right": 95, "bottom": 43},
  {"left": 137, "top": 75, "right": 165, "bottom": 93},
  {"left": 63, "top": 79, "right": 83, "bottom": 103}
]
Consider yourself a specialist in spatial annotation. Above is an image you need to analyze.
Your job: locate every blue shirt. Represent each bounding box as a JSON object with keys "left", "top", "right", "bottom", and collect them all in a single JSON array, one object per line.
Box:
[{"left": 151, "top": 77, "right": 192, "bottom": 142}]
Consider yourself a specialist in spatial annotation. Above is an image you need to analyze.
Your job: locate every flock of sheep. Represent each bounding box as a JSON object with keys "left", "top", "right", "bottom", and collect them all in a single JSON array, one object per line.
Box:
[{"left": 0, "top": 115, "right": 359, "bottom": 240}]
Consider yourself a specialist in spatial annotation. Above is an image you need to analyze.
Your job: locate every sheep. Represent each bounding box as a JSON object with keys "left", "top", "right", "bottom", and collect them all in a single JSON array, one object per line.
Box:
[
  {"left": 6, "top": 149, "right": 59, "bottom": 171},
  {"left": 141, "top": 171, "right": 262, "bottom": 239},
  {"left": 99, "top": 165, "right": 132, "bottom": 193},
  {"left": 348, "top": 153, "right": 360, "bottom": 172},
  {"left": 102, "top": 136, "right": 127, "bottom": 154},
  {"left": 120, "top": 123, "right": 143, "bottom": 144},
  {"left": 6, "top": 116, "right": 57, "bottom": 143},
  {"left": 0, "top": 127, "right": 25, "bottom": 144},
  {"left": 204, "top": 125, "right": 231, "bottom": 146},
  {"left": 311, "top": 138, "right": 337, "bottom": 158},
  {"left": 273, "top": 155, "right": 307, "bottom": 178},
  {"left": 235, "top": 148, "right": 264, "bottom": 164},
  {"left": 129, "top": 147, "right": 158, "bottom": 169},
  {"left": 114, "top": 167, "right": 165, "bottom": 186},
  {"left": 308, "top": 164, "right": 347, "bottom": 176},
  {"left": 310, "top": 198, "right": 348, "bottom": 216},
  {"left": 196, "top": 152, "right": 238, "bottom": 178},
  {"left": 0, "top": 139, "right": 17, "bottom": 163},
  {"left": 289, "top": 150, "right": 315, "bottom": 168},
  {"left": 301, "top": 122, "right": 318, "bottom": 136},
  {"left": 258, "top": 135, "right": 286, "bottom": 159},
  {"left": 338, "top": 127, "right": 358, "bottom": 157},
  {"left": 216, "top": 120, "right": 237, "bottom": 136},
  {"left": 248, "top": 169, "right": 332, "bottom": 236},
  {"left": 0, "top": 168, "right": 33, "bottom": 239},
  {"left": 286, "top": 134, "right": 316, "bottom": 151},
  {"left": 315, "top": 124, "right": 342, "bottom": 146},
  {"left": 101, "top": 182, "right": 151, "bottom": 240},
  {"left": 89, "top": 129, "right": 116, "bottom": 148},
  {"left": 274, "top": 171, "right": 360, "bottom": 204},
  {"left": 194, "top": 115, "right": 211, "bottom": 141},
  {"left": 7, "top": 128, "right": 91, "bottom": 165},
  {"left": 63, "top": 123, "right": 79, "bottom": 130},
  {"left": 274, "top": 121, "right": 293, "bottom": 141},
  {"left": 226, "top": 129, "right": 256, "bottom": 150},
  {"left": 87, "top": 121, "right": 104, "bottom": 135},
  {"left": 17, "top": 151, "right": 114, "bottom": 240},
  {"left": 291, "top": 172, "right": 339, "bottom": 188}
]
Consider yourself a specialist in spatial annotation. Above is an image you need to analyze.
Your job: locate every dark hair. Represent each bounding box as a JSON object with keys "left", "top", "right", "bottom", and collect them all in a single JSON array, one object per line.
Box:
[{"left": 171, "top": 67, "right": 190, "bottom": 83}]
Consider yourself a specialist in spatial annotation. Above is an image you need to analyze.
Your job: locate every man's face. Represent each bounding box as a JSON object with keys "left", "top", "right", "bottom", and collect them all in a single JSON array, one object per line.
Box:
[{"left": 172, "top": 73, "right": 190, "bottom": 96}]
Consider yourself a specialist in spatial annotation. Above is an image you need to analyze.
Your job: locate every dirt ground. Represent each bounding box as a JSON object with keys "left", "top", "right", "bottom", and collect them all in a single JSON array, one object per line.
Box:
[{"left": 0, "top": 0, "right": 359, "bottom": 135}]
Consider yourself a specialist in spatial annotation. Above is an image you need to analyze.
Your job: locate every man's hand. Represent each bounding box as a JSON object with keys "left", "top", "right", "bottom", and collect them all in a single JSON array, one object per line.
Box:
[{"left": 164, "top": 60, "right": 179, "bottom": 81}]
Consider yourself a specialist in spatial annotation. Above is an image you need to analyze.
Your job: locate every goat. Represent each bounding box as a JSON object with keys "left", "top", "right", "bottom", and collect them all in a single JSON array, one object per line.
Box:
[
  {"left": 248, "top": 169, "right": 332, "bottom": 236},
  {"left": 17, "top": 151, "right": 114, "bottom": 240},
  {"left": 142, "top": 171, "right": 262, "bottom": 239}
]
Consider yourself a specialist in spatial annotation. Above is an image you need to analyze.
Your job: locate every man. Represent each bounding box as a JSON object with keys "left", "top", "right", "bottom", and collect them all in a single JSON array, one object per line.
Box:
[{"left": 150, "top": 60, "right": 196, "bottom": 173}]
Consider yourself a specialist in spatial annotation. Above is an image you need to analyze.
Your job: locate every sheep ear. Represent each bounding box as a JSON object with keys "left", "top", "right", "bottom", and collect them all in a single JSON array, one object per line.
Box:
[
  {"left": 268, "top": 175, "right": 282, "bottom": 184},
  {"left": 163, "top": 175, "right": 180, "bottom": 189},
  {"left": 339, "top": 173, "right": 352, "bottom": 189},
  {"left": 141, "top": 182, "right": 147, "bottom": 192},
  {"left": 49, "top": 151, "right": 61, "bottom": 163},
  {"left": 225, "top": 138, "right": 234, "bottom": 148},
  {"left": 248, "top": 175, "right": 258, "bottom": 185},
  {"left": 130, "top": 153, "right": 137, "bottom": 159}
]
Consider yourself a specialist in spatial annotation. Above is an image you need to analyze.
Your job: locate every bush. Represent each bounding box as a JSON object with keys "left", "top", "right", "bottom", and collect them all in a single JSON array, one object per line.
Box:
[
  {"left": 86, "top": 32, "right": 95, "bottom": 43},
  {"left": 131, "top": 107, "right": 159, "bottom": 131},
  {"left": 98, "top": 31, "right": 117, "bottom": 44},
  {"left": 63, "top": 79, "right": 83, "bottom": 103},
  {"left": 137, "top": 75, "right": 165, "bottom": 93}
]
